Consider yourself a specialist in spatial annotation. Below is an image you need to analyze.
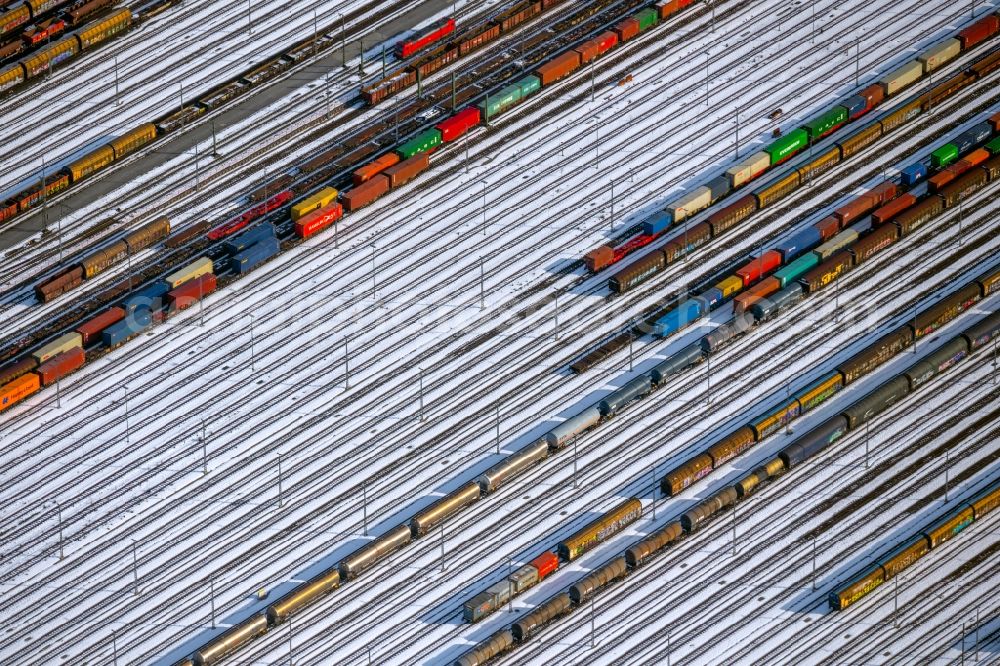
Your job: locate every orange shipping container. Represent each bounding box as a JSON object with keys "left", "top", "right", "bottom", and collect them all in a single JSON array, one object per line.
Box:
[
  {"left": 534, "top": 50, "right": 581, "bottom": 85},
  {"left": 352, "top": 153, "right": 399, "bottom": 186},
  {"left": 342, "top": 175, "right": 389, "bottom": 212},
  {"left": 614, "top": 17, "right": 640, "bottom": 42},
  {"left": 0, "top": 373, "right": 40, "bottom": 412},
  {"left": 732, "top": 277, "right": 780, "bottom": 314},
  {"left": 871, "top": 193, "right": 917, "bottom": 225}
]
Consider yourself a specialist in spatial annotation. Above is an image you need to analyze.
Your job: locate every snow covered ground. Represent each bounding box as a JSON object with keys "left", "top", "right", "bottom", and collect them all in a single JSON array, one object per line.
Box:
[{"left": 0, "top": 0, "right": 997, "bottom": 664}]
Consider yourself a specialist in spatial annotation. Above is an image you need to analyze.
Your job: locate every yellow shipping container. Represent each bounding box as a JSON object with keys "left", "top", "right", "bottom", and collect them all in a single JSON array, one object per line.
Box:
[
  {"left": 290, "top": 187, "right": 338, "bottom": 221},
  {"left": 165, "top": 257, "right": 214, "bottom": 289},
  {"left": 110, "top": 124, "right": 157, "bottom": 159},
  {"left": 716, "top": 275, "right": 743, "bottom": 298},
  {"left": 77, "top": 8, "right": 132, "bottom": 49},
  {"left": 33, "top": 332, "right": 83, "bottom": 364},
  {"left": 67, "top": 146, "right": 115, "bottom": 182}
]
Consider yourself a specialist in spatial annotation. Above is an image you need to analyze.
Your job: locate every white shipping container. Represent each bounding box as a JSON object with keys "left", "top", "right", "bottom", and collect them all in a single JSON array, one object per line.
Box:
[{"left": 917, "top": 38, "right": 961, "bottom": 73}]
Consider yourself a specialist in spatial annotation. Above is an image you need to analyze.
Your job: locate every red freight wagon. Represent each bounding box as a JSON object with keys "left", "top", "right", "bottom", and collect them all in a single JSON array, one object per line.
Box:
[
  {"left": 342, "top": 175, "right": 389, "bottom": 212},
  {"left": 383, "top": 153, "right": 429, "bottom": 188},
  {"left": 294, "top": 203, "right": 343, "bottom": 239},
  {"left": 76, "top": 307, "right": 126, "bottom": 345},
  {"left": 530, "top": 551, "right": 559, "bottom": 579},
  {"left": 958, "top": 15, "right": 999, "bottom": 49},
  {"left": 735, "top": 250, "right": 782, "bottom": 287},
  {"left": 871, "top": 193, "right": 917, "bottom": 225},
  {"left": 167, "top": 273, "right": 218, "bottom": 311},
  {"left": 833, "top": 194, "right": 876, "bottom": 227},
  {"left": 614, "top": 17, "right": 640, "bottom": 42},
  {"left": 37, "top": 347, "right": 85, "bottom": 386},
  {"left": 574, "top": 38, "right": 599, "bottom": 63},
  {"left": 395, "top": 17, "right": 455, "bottom": 58},
  {"left": 595, "top": 31, "right": 617, "bottom": 54},
  {"left": 867, "top": 181, "right": 897, "bottom": 206},
  {"left": 435, "top": 106, "right": 481, "bottom": 142}
]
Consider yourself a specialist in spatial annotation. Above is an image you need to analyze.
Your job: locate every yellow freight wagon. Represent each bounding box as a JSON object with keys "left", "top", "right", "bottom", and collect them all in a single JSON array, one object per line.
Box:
[
  {"left": 110, "top": 124, "right": 157, "bottom": 159},
  {"left": 67, "top": 146, "right": 115, "bottom": 182}
]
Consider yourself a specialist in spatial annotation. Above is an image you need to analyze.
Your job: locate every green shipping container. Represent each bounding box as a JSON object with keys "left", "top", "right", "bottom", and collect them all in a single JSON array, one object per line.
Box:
[
  {"left": 931, "top": 143, "right": 959, "bottom": 168},
  {"left": 517, "top": 74, "right": 541, "bottom": 97},
  {"left": 773, "top": 253, "right": 819, "bottom": 287},
  {"left": 634, "top": 7, "right": 658, "bottom": 31},
  {"left": 397, "top": 128, "right": 442, "bottom": 159},
  {"left": 984, "top": 136, "right": 1000, "bottom": 155},
  {"left": 803, "top": 106, "right": 848, "bottom": 141},
  {"left": 765, "top": 128, "right": 808, "bottom": 165},
  {"left": 479, "top": 83, "right": 523, "bottom": 119}
]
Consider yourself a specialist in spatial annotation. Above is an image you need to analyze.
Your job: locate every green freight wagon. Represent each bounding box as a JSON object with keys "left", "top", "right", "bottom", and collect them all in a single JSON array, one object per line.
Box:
[
  {"left": 397, "top": 128, "right": 442, "bottom": 159},
  {"left": 931, "top": 143, "right": 959, "bottom": 168},
  {"left": 803, "top": 106, "right": 848, "bottom": 141},
  {"left": 479, "top": 82, "right": 523, "bottom": 120},
  {"left": 517, "top": 74, "right": 541, "bottom": 97},
  {"left": 634, "top": 7, "right": 658, "bottom": 31},
  {"left": 765, "top": 128, "right": 808, "bottom": 165}
]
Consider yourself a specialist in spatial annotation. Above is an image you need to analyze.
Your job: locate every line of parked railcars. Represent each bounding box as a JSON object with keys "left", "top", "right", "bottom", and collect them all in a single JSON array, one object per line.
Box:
[
  {"left": 453, "top": 304, "right": 1000, "bottom": 666},
  {"left": 586, "top": 11, "right": 1000, "bottom": 275},
  {"left": 0, "top": 0, "right": 115, "bottom": 61},
  {"left": 463, "top": 497, "right": 640, "bottom": 623},
  {"left": 604, "top": 114, "right": 1000, "bottom": 349},
  {"left": 360, "top": 0, "right": 585, "bottom": 105},
  {"left": 830, "top": 478, "right": 1000, "bottom": 611},
  {"left": 0, "top": 247, "right": 225, "bottom": 411},
  {"left": 34, "top": 216, "right": 170, "bottom": 302}
]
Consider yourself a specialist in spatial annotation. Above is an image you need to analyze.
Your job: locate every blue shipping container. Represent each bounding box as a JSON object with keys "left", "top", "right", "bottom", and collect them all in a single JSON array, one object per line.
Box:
[
  {"left": 653, "top": 299, "right": 703, "bottom": 337},
  {"left": 954, "top": 122, "right": 992, "bottom": 154},
  {"left": 900, "top": 163, "right": 926, "bottom": 187},
  {"left": 102, "top": 309, "right": 153, "bottom": 347},
  {"left": 642, "top": 211, "right": 673, "bottom": 236},
  {"left": 224, "top": 223, "right": 276, "bottom": 255},
  {"left": 230, "top": 237, "right": 280, "bottom": 275},
  {"left": 841, "top": 95, "right": 867, "bottom": 119},
  {"left": 775, "top": 226, "right": 823, "bottom": 261},
  {"left": 123, "top": 281, "right": 170, "bottom": 316},
  {"left": 701, "top": 287, "right": 724, "bottom": 310}
]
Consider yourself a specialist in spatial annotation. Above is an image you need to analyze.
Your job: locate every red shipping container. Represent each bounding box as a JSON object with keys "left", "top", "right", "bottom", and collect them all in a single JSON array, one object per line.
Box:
[
  {"left": 867, "top": 181, "right": 897, "bottom": 206},
  {"left": 990, "top": 111, "right": 1000, "bottom": 132},
  {"left": 383, "top": 152, "right": 430, "bottom": 188},
  {"left": 295, "top": 203, "right": 343, "bottom": 239},
  {"left": 958, "top": 15, "right": 999, "bottom": 49},
  {"left": 534, "top": 50, "right": 582, "bottom": 85},
  {"left": 833, "top": 194, "right": 876, "bottom": 227},
  {"left": 75, "top": 307, "right": 125, "bottom": 346},
  {"left": 595, "top": 31, "right": 617, "bottom": 54},
  {"left": 614, "top": 17, "right": 640, "bottom": 42},
  {"left": 342, "top": 175, "right": 389, "bottom": 212},
  {"left": 435, "top": 106, "right": 481, "bottom": 142},
  {"left": 574, "top": 38, "right": 600, "bottom": 63},
  {"left": 584, "top": 246, "right": 614, "bottom": 272},
  {"left": 37, "top": 347, "right": 85, "bottom": 386},
  {"left": 167, "top": 273, "right": 217, "bottom": 311},
  {"left": 871, "top": 193, "right": 917, "bottom": 225},
  {"left": 735, "top": 250, "right": 782, "bottom": 287},
  {"left": 352, "top": 154, "right": 399, "bottom": 186},
  {"left": 814, "top": 215, "right": 840, "bottom": 240},
  {"left": 857, "top": 83, "right": 885, "bottom": 111},
  {"left": 733, "top": 277, "right": 780, "bottom": 313},
  {"left": 530, "top": 551, "right": 559, "bottom": 579}
]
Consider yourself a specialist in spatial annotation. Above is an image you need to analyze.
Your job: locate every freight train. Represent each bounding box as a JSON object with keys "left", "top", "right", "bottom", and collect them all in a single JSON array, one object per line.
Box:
[
  {"left": 585, "top": 11, "right": 1000, "bottom": 274},
  {"left": 830, "top": 478, "right": 1000, "bottom": 611},
  {"left": 0, "top": 0, "right": 115, "bottom": 62},
  {"left": 454, "top": 304, "right": 1000, "bottom": 666}
]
